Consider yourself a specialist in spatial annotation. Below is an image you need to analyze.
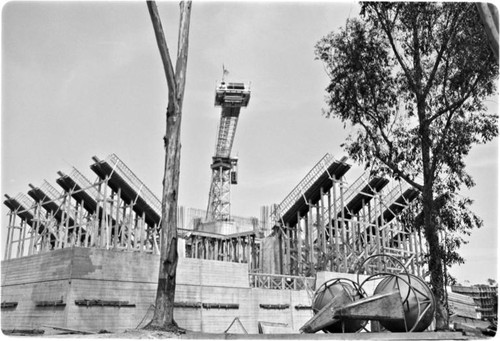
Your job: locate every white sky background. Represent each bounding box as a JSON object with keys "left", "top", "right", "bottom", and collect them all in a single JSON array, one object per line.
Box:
[{"left": 1, "top": 1, "right": 497, "bottom": 285}]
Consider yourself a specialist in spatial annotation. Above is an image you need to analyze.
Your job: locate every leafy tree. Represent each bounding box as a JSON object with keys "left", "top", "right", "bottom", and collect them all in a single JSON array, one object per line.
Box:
[
  {"left": 315, "top": 2, "right": 498, "bottom": 329},
  {"left": 145, "top": 0, "right": 192, "bottom": 332}
]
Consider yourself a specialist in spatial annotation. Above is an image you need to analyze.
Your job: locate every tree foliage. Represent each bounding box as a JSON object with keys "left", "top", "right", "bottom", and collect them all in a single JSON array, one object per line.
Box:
[{"left": 315, "top": 2, "right": 498, "bottom": 329}]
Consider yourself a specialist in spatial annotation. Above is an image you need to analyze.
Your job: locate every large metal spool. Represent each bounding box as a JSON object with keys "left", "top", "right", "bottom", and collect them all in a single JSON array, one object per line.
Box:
[
  {"left": 357, "top": 254, "right": 436, "bottom": 332},
  {"left": 311, "top": 278, "right": 367, "bottom": 333}
]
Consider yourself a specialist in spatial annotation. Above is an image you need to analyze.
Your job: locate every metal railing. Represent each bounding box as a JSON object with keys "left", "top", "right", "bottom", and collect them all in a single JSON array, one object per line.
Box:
[
  {"left": 273, "top": 153, "right": 335, "bottom": 221},
  {"left": 249, "top": 273, "right": 315, "bottom": 291},
  {"left": 105, "top": 154, "right": 162, "bottom": 214},
  {"left": 69, "top": 167, "right": 100, "bottom": 200},
  {"left": 40, "top": 180, "right": 62, "bottom": 201}
]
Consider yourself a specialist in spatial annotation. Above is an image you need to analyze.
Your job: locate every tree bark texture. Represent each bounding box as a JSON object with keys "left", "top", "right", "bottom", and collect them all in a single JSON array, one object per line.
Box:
[
  {"left": 476, "top": 3, "right": 499, "bottom": 60},
  {"left": 421, "top": 138, "right": 447, "bottom": 330},
  {"left": 145, "top": 0, "right": 192, "bottom": 331}
]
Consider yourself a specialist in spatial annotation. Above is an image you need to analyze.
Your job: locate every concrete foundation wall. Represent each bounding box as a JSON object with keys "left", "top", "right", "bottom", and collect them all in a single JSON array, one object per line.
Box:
[{"left": 1, "top": 248, "right": 312, "bottom": 333}]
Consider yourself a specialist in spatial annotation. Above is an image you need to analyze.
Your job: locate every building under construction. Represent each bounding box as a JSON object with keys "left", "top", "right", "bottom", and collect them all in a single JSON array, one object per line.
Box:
[
  {"left": 1, "top": 82, "right": 430, "bottom": 334},
  {"left": 1, "top": 152, "right": 428, "bottom": 333},
  {"left": 451, "top": 285, "right": 498, "bottom": 320}
]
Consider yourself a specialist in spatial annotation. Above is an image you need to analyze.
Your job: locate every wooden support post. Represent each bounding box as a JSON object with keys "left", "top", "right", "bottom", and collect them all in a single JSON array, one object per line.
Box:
[
  {"left": 362, "top": 200, "right": 368, "bottom": 251},
  {"left": 139, "top": 212, "right": 146, "bottom": 252},
  {"left": 206, "top": 238, "right": 210, "bottom": 260},
  {"left": 246, "top": 237, "right": 251, "bottom": 265},
  {"left": 353, "top": 214, "right": 359, "bottom": 256},
  {"left": 16, "top": 221, "right": 23, "bottom": 258},
  {"left": 339, "top": 181, "right": 348, "bottom": 272},
  {"left": 200, "top": 237, "right": 205, "bottom": 259},
  {"left": 33, "top": 204, "right": 41, "bottom": 254},
  {"left": 297, "top": 212, "right": 302, "bottom": 274},
  {"left": 5, "top": 213, "right": 14, "bottom": 260},
  {"left": 233, "top": 238, "right": 238, "bottom": 262},
  {"left": 223, "top": 239, "right": 231, "bottom": 262},
  {"left": 308, "top": 202, "right": 314, "bottom": 269},
  {"left": 374, "top": 194, "right": 382, "bottom": 272},
  {"left": 285, "top": 226, "right": 291, "bottom": 275},
  {"left": 101, "top": 180, "right": 108, "bottom": 248},
  {"left": 132, "top": 213, "right": 139, "bottom": 250},
  {"left": 304, "top": 213, "right": 309, "bottom": 269},
  {"left": 76, "top": 202, "right": 82, "bottom": 247},
  {"left": 99, "top": 183, "right": 105, "bottom": 248},
  {"left": 28, "top": 222, "right": 34, "bottom": 256},
  {"left": 333, "top": 180, "right": 339, "bottom": 272},
  {"left": 120, "top": 205, "right": 126, "bottom": 248},
  {"left": 379, "top": 194, "right": 386, "bottom": 258},
  {"left": 65, "top": 193, "right": 71, "bottom": 247},
  {"left": 320, "top": 188, "right": 327, "bottom": 258},
  {"left": 278, "top": 228, "right": 283, "bottom": 274},
  {"left": 193, "top": 236, "right": 198, "bottom": 259},
  {"left": 241, "top": 237, "right": 246, "bottom": 263},
  {"left": 114, "top": 188, "right": 121, "bottom": 249},
  {"left": 59, "top": 197, "right": 66, "bottom": 249},
  {"left": 210, "top": 238, "right": 214, "bottom": 260},
  {"left": 251, "top": 236, "right": 257, "bottom": 271},
  {"left": 84, "top": 214, "right": 90, "bottom": 248},
  {"left": 327, "top": 188, "right": 333, "bottom": 271},
  {"left": 20, "top": 219, "right": 27, "bottom": 257},
  {"left": 55, "top": 204, "right": 62, "bottom": 250},
  {"left": 125, "top": 207, "right": 131, "bottom": 251},
  {"left": 316, "top": 202, "right": 322, "bottom": 269},
  {"left": 87, "top": 215, "right": 94, "bottom": 248},
  {"left": 236, "top": 237, "right": 241, "bottom": 263},
  {"left": 109, "top": 192, "right": 115, "bottom": 246}
]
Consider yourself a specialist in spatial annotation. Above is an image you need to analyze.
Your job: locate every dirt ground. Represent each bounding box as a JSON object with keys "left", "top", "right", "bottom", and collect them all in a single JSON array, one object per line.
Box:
[
  {"left": 5, "top": 328, "right": 183, "bottom": 339},
  {"left": 52, "top": 329, "right": 182, "bottom": 338}
]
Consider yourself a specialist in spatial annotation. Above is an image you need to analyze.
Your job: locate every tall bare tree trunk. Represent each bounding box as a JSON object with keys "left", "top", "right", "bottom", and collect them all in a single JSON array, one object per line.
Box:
[{"left": 144, "top": 0, "right": 192, "bottom": 331}]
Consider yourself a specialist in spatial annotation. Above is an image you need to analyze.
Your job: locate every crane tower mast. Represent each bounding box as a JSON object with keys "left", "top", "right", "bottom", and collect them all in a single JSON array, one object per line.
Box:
[{"left": 206, "top": 81, "right": 251, "bottom": 221}]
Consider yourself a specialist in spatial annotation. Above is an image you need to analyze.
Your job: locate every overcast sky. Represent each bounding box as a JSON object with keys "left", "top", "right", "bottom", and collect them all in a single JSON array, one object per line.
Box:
[{"left": 1, "top": 1, "right": 497, "bottom": 285}]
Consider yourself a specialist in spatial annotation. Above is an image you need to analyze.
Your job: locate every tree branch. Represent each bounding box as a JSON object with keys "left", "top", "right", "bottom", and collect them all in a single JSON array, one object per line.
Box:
[
  {"left": 147, "top": 0, "right": 177, "bottom": 101},
  {"left": 175, "top": 1, "right": 192, "bottom": 104},
  {"left": 427, "top": 73, "right": 483, "bottom": 124},
  {"left": 373, "top": 5, "right": 418, "bottom": 93},
  {"left": 430, "top": 109, "right": 455, "bottom": 178},
  {"left": 357, "top": 118, "right": 423, "bottom": 191},
  {"left": 423, "top": 9, "right": 464, "bottom": 98}
]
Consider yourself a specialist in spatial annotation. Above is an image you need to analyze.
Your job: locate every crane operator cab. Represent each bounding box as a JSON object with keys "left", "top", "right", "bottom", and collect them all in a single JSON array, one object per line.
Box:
[{"left": 215, "top": 82, "right": 251, "bottom": 107}]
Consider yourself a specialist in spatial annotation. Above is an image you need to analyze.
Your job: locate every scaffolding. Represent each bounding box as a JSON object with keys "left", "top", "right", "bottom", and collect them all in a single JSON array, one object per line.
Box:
[
  {"left": 3, "top": 153, "right": 427, "bottom": 279},
  {"left": 269, "top": 154, "right": 426, "bottom": 278},
  {"left": 2, "top": 154, "right": 262, "bottom": 272}
]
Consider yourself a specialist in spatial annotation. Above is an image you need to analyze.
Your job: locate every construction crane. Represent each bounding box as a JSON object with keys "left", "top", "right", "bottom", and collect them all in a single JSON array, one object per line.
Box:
[{"left": 206, "top": 80, "right": 251, "bottom": 222}]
